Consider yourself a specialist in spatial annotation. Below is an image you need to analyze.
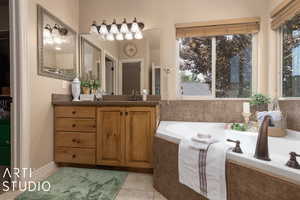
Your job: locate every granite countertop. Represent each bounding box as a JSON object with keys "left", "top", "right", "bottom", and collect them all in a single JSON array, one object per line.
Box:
[
  {"left": 52, "top": 94, "right": 161, "bottom": 107},
  {"left": 52, "top": 100, "right": 160, "bottom": 106}
]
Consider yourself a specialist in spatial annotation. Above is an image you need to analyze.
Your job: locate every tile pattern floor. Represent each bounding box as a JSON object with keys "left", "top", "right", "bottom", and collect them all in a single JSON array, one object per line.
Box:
[{"left": 0, "top": 171, "right": 168, "bottom": 200}]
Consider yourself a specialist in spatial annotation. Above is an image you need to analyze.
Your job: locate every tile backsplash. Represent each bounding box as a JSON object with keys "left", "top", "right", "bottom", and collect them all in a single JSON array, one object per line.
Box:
[{"left": 161, "top": 100, "right": 300, "bottom": 131}]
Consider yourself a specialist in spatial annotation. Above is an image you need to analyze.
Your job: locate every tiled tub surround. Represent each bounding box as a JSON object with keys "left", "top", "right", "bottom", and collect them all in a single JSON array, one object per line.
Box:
[
  {"left": 279, "top": 100, "right": 300, "bottom": 131},
  {"left": 160, "top": 100, "right": 300, "bottom": 131},
  {"left": 160, "top": 100, "right": 244, "bottom": 123},
  {"left": 154, "top": 121, "right": 300, "bottom": 200}
]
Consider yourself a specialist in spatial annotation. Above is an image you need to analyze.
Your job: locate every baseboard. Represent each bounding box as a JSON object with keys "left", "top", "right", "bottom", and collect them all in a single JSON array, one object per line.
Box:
[{"left": 30, "top": 161, "right": 57, "bottom": 182}]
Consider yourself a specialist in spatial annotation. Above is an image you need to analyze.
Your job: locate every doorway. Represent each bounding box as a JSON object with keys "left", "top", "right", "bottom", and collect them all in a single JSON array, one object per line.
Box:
[
  {"left": 0, "top": 0, "right": 11, "bottom": 193},
  {"left": 122, "top": 62, "right": 141, "bottom": 95}
]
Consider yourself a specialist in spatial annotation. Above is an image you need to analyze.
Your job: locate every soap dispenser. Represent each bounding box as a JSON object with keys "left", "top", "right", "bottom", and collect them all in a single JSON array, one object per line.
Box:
[{"left": 142, "top": 89, "right": 148, "bottom": 101}]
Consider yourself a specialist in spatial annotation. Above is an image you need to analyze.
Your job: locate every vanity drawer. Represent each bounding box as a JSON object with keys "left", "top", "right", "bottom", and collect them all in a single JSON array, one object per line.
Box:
[
  {"left": 55, "top": 106, "right": 96, "bottom": 118},
  {"left": 56, "top": 118, "right": 96, "bottom": 132},
  {"left": 55, "top": 132, "right": 96, "bottom": 148},
  {"left": 55, "top": 147, "right": 95, "bottom": 164}
]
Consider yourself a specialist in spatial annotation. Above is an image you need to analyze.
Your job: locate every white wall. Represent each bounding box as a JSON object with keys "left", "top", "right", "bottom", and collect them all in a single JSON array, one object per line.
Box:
[
  {"left": 28, "top": 0, "right": 79, "bottom": 169},
  {"left": 79, "top": 0, "right": 270, "bottom": 99}
]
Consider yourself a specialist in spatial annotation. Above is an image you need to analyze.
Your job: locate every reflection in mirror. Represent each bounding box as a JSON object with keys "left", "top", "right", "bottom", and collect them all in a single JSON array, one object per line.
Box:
[
  {"left": 37, "top": 5, "right": 77, "bottom": 80},
  {"left": 80, "top": 38, "right": 101, "bottom": 80},
  {"left": 105, "top": 55, "right": 117, "bottom": 95},
  {"left": 79, "top": 29, "right": 161, "bottom": 96}
]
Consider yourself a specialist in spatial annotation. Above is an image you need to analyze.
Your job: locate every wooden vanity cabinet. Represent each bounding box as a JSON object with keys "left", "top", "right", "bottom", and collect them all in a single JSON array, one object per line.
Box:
[
  {"left": 54, "top": 105, "right": 159, "bottom": 169},
  {"left": 97, "top": 107, "right": 125, "bottom": 166},
  {"left": 54, "top": 106, "right": 97, "bottom": 165},
  {"left": 96, "top": 106, "right": 157, "bottom": 168},
  {"left": 125, "top": 107, "right": 155, "bottom": 168}
]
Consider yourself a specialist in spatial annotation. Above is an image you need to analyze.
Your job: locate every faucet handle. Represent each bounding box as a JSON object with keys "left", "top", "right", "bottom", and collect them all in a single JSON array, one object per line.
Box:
[
  {"left": 286, "top": 152, "right": 300, "bottom": 169},
  {"left": 227, "top": 139, "right": 243, "bottom": 154}
]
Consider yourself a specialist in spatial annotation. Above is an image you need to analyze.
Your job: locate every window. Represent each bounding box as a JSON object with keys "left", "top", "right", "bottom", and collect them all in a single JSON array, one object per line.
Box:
[
  {"left": 281, "top": 14, "right": 300, "bottom": 97},
  {"left": 179, "top": 34, "right": 253, "bottom": 98}
]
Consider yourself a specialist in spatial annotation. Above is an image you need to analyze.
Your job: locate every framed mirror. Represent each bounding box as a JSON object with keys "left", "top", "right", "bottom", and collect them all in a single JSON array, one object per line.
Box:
[
  {"left": 80, "top": 37, "right": 102, "bottom": 81},
  {"left": 79, "top": 29, "right": 161, "bottom": 96},
  {"left": 37, "top": 5, "right": 77, "bottom": 81}
]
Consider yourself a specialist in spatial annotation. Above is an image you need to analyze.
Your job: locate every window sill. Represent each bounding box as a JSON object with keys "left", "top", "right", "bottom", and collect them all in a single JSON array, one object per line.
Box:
[
  {"left": 178, "top": 96, "right": 250, "bottom": 101},
  {"left": 278, "top": 97, "right": 300, "bottom": 101}
]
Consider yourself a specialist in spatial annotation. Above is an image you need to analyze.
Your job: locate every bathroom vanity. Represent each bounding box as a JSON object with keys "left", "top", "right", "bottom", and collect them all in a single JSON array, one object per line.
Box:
[{"left": 52, "top": 95, "right": 160, "bottom": 169}]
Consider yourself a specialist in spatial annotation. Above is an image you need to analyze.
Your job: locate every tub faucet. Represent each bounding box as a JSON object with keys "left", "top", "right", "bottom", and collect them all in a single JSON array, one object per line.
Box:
[{"left": 254, "top": 115, "right": 271, "bottom": 161}]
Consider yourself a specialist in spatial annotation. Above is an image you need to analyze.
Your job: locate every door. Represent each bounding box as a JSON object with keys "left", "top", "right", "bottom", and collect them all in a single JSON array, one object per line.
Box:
[
  {"left": 122, "top": 62, "right": 141, "bottom": 95},
  {"left": 125, "top": 107, "right": 154, "bottom": 168},
  {"left": 97, "top": 107, "right": 125, "bottom": 166}
]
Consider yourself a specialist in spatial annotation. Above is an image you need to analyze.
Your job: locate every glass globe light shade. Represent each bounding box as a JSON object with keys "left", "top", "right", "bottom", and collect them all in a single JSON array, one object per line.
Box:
[
  {"left": 120, "top": 19, "right": 129, "bottom": 34},
  {"left": 131, "top": 18, "right": 139, "bottom": 33},
  {"left": 134, "top": 30, "right": 143, "bottom": 40},
  {"left": 106, "top": 33, "right": 115, "bottom": 41},
  {"left": 116, "top": 33, "right": 124, "bottom": 40},
  {"left": 125, "top": 32, "right": 133, "bottom": 40},
  {"left": 110, "top": 19, "right": 119, "bottom": 34},
  {"left": 99, "top": 22, "right": 108, "bottom": 35},
  {"left": 89, "top": 24, "right": 98, "bottom": 35}
]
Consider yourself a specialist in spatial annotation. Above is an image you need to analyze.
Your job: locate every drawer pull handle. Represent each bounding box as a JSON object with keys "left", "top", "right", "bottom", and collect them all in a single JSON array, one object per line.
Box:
[
  {"left": 125, "top": 112, "right": 128, "bottom": 116},
  {"left": 72, "top": 139, "right": 76, "bottom": 143},
  {"left": 77, "top": 140, "right": 80, "bottom": 144},
  {"left": 72, "top": 124, "right": 76, "bottom": 128},
  {"left": 72, "top": 154, "right": 76, "bottom": 158},
  {"left": 72, "top": 111, "right": 76, "bottom": 115}
]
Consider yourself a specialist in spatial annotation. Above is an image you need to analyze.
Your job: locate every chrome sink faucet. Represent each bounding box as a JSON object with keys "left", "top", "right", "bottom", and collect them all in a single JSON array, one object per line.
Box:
[{"left": 254, "top": 115, "right": 272, "bottom": 161}]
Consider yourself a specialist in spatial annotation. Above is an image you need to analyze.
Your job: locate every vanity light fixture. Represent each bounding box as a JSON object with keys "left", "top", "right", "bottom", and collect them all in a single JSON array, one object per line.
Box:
[
  {"left": 90, "top": 18, "right": 144, "bottom": 41},
  {"left": 43, "top": 24, "right": 68, "bottom": 45}
]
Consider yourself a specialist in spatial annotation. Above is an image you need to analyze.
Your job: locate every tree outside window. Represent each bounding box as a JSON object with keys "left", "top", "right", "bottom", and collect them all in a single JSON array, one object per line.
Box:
[
  {"left": 179, "top": 34, "right": 253, "bottom": 98},
  {"left": 282, "top": 14, "right": 300, "bottom": 97}
]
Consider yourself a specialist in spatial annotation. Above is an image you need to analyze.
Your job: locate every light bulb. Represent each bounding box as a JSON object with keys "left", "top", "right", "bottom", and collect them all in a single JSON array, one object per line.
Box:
[
  {"left": 110, "top": 19, "right": 119, "bottom": 34},
  {"left": 90, "top": 23, "right": 98, "bottom": 35},
  {"left": 135, "top": 30, "right": 143, "bottom": 39},
  {"left": 106, "top": 33, "right": 115, "bottom": 41},
  {"left": 131, "top": 17, "right": 139, "bottom": 33},
  {"left": 120, "top": 19, "right": 129, "bottom": 34},
  {"left": 116, "top": 33, "right": 124, "bottom": 40},
  {"left": 99, "top": 21, "right": 108, "bottom": 35},
  {"left": 55, "top": 46, "right": 61, "bottom": 51},
  {"left": 52, "top": 25, "right": 60, "bottom": 38},
  {"left": 53, "top": 36, "right": 63, "bottom": 44},
  {"left": 125, "top": 32, "right": 133, "bottom": 40},
  {"left": 43, "top": 27, "right": 52, "bottom": 39}
]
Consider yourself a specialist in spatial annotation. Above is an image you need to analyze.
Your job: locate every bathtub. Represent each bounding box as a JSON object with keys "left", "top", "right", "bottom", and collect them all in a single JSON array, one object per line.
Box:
[{"left": 156, "top": 121, "right": 300, "bottom": 185}]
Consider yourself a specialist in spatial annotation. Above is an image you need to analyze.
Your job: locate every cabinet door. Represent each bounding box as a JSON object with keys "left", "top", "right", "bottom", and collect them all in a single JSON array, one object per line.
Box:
[
  {"left": 97, "top": 107, "right": 125, "bottom": 166},
  {"left": 125, "top": 107, "right": 154, "bottom": 168}
]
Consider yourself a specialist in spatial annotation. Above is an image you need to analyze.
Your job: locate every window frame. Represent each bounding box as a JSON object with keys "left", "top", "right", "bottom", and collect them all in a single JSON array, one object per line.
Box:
[
  {"left": 176, "top": 33, "right": 258, "bottom": 100},
  {"left": 278, "top": 26, "right": 300, "bottom": 100}
]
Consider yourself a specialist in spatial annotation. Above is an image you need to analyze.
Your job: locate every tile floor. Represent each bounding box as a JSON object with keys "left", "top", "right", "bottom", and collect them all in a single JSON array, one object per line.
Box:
[{"left": 0, "top": 171, "right": 168, "bottom": 200}]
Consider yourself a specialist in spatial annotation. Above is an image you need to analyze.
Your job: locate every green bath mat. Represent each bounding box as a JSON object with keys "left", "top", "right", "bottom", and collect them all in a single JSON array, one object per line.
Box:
[{"left": 16, "top": 167, "right": 128, "bottom": 200}]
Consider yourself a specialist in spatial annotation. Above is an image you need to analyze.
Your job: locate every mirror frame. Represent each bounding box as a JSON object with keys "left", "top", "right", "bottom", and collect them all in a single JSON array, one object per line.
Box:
[
  {"left": 79, "top": 36, "right": 102, "bottom": 81},
  {"left": 37, "top": 5, "right": 77, "bottom": 81}
]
